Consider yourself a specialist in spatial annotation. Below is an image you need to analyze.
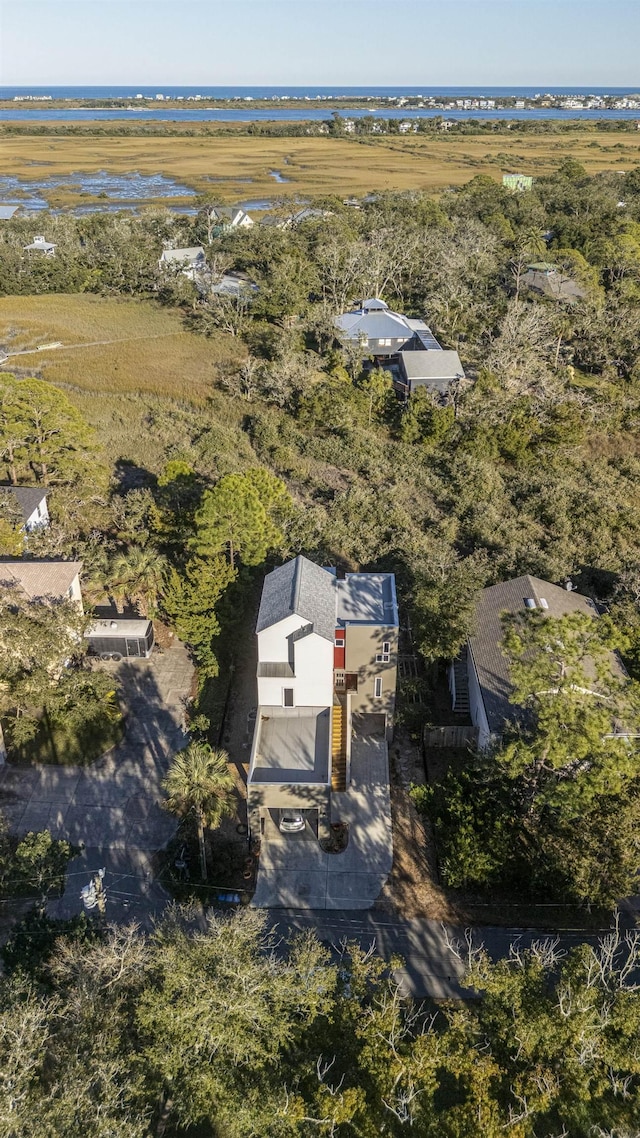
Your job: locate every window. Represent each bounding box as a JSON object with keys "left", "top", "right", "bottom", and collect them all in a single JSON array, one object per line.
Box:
[
  {"left": 376, "top": 641, "right": 391, "bottom": 664},
  {"left": 334, "top": 635, "right": 345, "bottom": 648},
  {"left": 374, "top": 677, "right": 383, "bottom": 699},
  {"left": 282, "top": 688, "right": 294, "bottom": 708}
]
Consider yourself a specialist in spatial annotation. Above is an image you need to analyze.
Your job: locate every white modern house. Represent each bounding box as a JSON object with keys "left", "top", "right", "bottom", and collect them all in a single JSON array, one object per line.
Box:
[
  {"left": 209, "top": 206, "right": 254, "bottom": 230},
  {"left": 2, "top": 486, "right": 49, "bottom": 532},
  {"left": 450, "top": 574, "right": 621, "bottom": 750},
  {"left": 247, "top": 555, "right": 398, "bottom": 842}
]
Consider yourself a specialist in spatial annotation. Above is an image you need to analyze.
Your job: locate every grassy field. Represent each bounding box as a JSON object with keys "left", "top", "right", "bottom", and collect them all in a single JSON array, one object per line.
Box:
[
  {"left": 2, "top": 129, "right": 640, "bottom": 205},
  {"left": 0, "top": 294, "right": 245, "bottom": 402}
]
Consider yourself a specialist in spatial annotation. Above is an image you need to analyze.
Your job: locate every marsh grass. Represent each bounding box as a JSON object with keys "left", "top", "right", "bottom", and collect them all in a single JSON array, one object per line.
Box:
[{"left": 1, "top": 130, "right": 639, "bottom": 203}]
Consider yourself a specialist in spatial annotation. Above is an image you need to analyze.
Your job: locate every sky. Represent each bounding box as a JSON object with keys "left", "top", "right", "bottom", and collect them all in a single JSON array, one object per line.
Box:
[{"left": 0, "top": 0, "right": 637, "bottom": 89}]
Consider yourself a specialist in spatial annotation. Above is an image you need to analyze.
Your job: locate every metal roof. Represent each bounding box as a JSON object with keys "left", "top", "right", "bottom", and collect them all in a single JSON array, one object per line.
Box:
[
  {"left": 1, "top": 485, "right": 47, "bottom": 523},
  {"left": 24, "top": 238, "right": 56, "bottom": 251},
  {"left": 86, "top": 618, "right": 151, "bottom": 639},
  {"left": 159, "top": 246, "right": 205, "bottom": 264},
  {"left": 0, "top": 205, "right": 19, "bottom": 220},
  {"left": 469, "top": 575, "right": 602, "bottom": 736},
  {"left": 256, "top": 556, "right": 336, "bottom": 642},
  {"left": 0, "top": 559, "right": 82, "bottom": 601}
]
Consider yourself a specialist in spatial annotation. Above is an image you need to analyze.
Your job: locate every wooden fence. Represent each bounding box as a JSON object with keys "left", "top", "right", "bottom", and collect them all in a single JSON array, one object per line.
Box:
[{"left": 423, "top": 725, "right": 479, "bottom": 750}]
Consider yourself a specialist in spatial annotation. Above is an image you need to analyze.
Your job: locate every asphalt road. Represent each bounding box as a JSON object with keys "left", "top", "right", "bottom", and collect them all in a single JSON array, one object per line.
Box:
[{"left": 274, "top": 909, "right": 611, "bottom": 999}]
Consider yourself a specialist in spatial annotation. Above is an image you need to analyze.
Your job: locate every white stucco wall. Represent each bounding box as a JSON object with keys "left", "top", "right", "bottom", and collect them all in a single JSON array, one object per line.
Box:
[{"left": 257, "top": 616, "right": 333, "bottom": 707}]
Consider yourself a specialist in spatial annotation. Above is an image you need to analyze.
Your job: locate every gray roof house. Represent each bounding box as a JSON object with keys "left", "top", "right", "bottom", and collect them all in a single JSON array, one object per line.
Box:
[
  {"left": 210, "top": 271, "right": 259, "bottom": 298},
  {"left": 210, "top": 207, "right": 254, "bottom": 230},
  {"left": 521, "top": 262, "right": 586, "bottom": 304},
  {"left": 451, "top": 574, "right": 624, "bottom": 749},
  {"left": 335, "top": 298, "right": 430, "bottom": 359},
  {"left": 158, "top": 245, "right": 207, "bottom": 280},
  {"left": 23, "top": 236, "right": 56, "bottom": 256},
  {"left": 1, "top": 486, "right": 49, "bottom": 532},
  {"left": 397, "top": 347, "right": 465, "bottom": 398},
  {"left": 248, "top": 555, "right": 398, "bottom": 858},
  {"left": 0, "top": 205, "right": 19, "bottom": 221}
]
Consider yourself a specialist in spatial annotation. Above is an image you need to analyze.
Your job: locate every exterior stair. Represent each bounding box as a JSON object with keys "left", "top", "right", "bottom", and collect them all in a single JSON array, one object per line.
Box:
[
  {"left": 453, "top": 650, "right": 470, "bottom": 714},
  {"left": 331, "top": 698, "right": 347, "bottom": 791}
]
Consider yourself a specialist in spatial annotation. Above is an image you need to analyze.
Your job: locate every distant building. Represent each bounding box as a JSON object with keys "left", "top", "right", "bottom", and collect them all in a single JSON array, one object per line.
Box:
[
  {"left": 1, "top": 486, "right": 49, "bottom": 532},
  {"left": 210, "top": 271, "right": 258, "bottom": 298},
  {"left": 158, "top": 245, "right": 207, "bottom": 281},
  {"left": 0, "top": 205, "right": 19, "bottom": 221},
  {"left": 521, "top": 262, "right": 586, "bottom": 304},
  {"left": 209, "top": 207, "right": 254, "bottom": 231},
  {"left": 502, "top": 173, "right": 534, "bottom": 192},
  {"left": 23, "top": 236, "right": 56, "bottom": 256}
]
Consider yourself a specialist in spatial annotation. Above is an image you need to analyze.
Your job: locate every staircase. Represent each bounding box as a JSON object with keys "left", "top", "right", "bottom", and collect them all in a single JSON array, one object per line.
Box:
[
  {"left": 452, "top": 650, "right": 470, "bottom": 714},
  {"left": 331, "top": 698, "right": 347, "bottom": 791}
]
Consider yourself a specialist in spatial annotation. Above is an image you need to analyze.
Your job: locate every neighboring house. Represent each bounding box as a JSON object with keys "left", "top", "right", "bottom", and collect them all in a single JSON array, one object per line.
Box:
[
  {"left": 397, "top": 345, "right": 465, "bottom": 399},
  {"left": 247, "top": 555, "right": 398, "bottom": 841},
  {"left": 0, "top": 205, "right": 19, "bottom": 221},
  {"left": 335, "top": 297, "right": 431, "bottom": 360},
  {"left": 210, "top": 271, "right": 259, "bottom": 298},
  {"left": 290, "top": 207, "right": 333, "bottom": 226},
  {"left": 260, "top": 214, "right": 291, "bottom": 230},
  {"left": 0, "top": 559, "right": 83, "bottom": 606},
  {"left": 503, "top": 173, "right": 534, "bottom": 191},
  {"left": 209, "top": 207, "right": 254, "bottom": 230},
  {"left": 23, "top": 236, "right": 56, "bottom": 256},
  {"left": 1, "top": 486, "right": 49, "bottom": 532},
  {"left": 450, "top": 574, "right": 622, "bottom": 750},
  {"left": 158, "top": 245, "right": 207, "bottom": 280},
  {"left": 521, "top": 262, "right": 586, "bottom": 304}
]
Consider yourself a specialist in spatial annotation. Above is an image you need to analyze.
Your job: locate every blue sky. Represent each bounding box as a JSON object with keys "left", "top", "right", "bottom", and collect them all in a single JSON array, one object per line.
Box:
[{"left": 0, "top": 1, "right": 637, "bottom": 88}]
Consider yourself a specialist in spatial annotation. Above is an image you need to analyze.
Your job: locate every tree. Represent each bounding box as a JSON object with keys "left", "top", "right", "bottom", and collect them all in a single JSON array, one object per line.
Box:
[
  {"left": 13, "top": 831, "right": 74, "bottom": 906},
  {"left": 0, "top": 375, "right": 97, "bottom": 486},
  {"left": 109, "top": 544, "right": 167, "bottom": 616},
  {"left": 358, "top": 367, "right": 393, "bottom": 426},
  {"left": 194, "top": 469, "right": 289, "bottom": 567},
  {"left": 162, "top": 555, "right": 236, "bottom": 677},
  {"left": 162, "top": 742, "right": 236, "bottom": 879},
  {"left": 0, "top": 488, "right": 25, "bottom": 555}
]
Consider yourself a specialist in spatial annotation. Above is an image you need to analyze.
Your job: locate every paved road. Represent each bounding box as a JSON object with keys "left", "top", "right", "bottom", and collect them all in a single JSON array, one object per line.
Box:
[
  {"left": 274, "top": 909, "right": 611, "bottom": 999},
  {"left": 0, "top": 643, "right": 194, "bottom": 924},
  {"left": 253, "top": 732, "right": 393, "bottom": 910}
]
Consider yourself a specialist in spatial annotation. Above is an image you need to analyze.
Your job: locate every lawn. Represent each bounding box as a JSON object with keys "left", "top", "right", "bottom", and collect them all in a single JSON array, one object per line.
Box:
[
  {"left": 0, "top": 294, "right": 245, "bottom": 402},
  {"left": 1, "top": 129, "right": 639, "bottom": 206}
]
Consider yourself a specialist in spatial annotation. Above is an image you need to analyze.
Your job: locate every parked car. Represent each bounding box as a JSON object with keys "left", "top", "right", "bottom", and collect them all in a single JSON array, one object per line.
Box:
[{"left": 279, "top": 811, "right": 305, "bottom": 833}]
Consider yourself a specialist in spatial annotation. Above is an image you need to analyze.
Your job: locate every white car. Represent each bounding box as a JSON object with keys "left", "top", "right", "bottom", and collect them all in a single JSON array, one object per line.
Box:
[{"left": 279, "top": 811, "right": 305, "bottom": 834}]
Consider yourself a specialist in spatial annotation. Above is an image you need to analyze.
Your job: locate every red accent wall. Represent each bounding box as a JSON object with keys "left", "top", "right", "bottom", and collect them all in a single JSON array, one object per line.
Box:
[{"left": 334, "top": 629, "right": 345, "bottom": 669}]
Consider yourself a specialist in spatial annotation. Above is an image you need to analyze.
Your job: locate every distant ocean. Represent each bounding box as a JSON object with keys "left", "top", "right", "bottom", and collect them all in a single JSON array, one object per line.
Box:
[{"left": 1, "top": 85, "right": 639, "bottom": 123}]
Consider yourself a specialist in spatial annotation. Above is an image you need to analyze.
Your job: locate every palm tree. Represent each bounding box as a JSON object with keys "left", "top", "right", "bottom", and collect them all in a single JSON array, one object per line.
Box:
[
  {"left": 162, "top": 742, "right": 236, "bottom": 880},
  {"left": 109, "top": 544, "right": 167, "bottom": 616}
]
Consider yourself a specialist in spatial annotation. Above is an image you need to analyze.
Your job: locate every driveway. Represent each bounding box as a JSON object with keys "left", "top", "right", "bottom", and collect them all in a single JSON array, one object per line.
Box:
[
  {"left": 252, "top": 727, "right": 393, "bottom": 910},
  {"left": 0, "top": 642, "right": 194, "bottom": 923}
]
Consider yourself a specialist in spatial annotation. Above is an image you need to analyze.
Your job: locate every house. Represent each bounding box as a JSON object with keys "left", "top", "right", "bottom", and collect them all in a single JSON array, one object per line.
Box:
[
  {"left": 158, "top": 245, "right": 207, "bottom": 280},
  {"left": 502, "top": 173, "right": 534, "bottom": 192},
  {"left": 521, "top": 262, "right": 586, "bottom": 304},
  {"left": 335, "top": 297, "right": 431, "bottom": 360},
  {"left": 209, "top": 207, "right": 254, "bottom": 230},
  {"left": 0, "top": 205, "right": 19, "bottom": 221},
  {"left": 23, "top": 236, "right": 56, "bottom": 256},
  {"left": 290, "top": 207, "right": 333, "bottom": 226},
  {"left": 210, "top": 271, "right": 259, "bottom": 298},
  {"left": 0, "top": 559, "right": 83, "bottom": 606},
  {"left": 247, "top": 555, "right": 398, "bottom": 841},
  {"left": 1, "top": 486, "right": 49, "bottom": 532},
  {"left": 396, "top": 345, "right": 465, "bottom": 399},
  {"left": 450, "top": 574, "right": 623, "bottom": 750}
]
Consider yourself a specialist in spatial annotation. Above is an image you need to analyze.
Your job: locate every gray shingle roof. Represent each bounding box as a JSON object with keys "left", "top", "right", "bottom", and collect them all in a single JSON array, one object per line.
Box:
[
  {"left": 159, "top": 246, "right": 205, "bottom": 265},
  {"left": 469, "top": 575, "right": 600, "bottom": 735},
  {"left": 1, "top": 486, "right": 47, "bottom": 524},
  {"left": 400, "top": 349, "right": 465, "bottom": 383},
  {"left": 0, "top": 559, "right": 82, "bottom": 601},
  {"left": 256, "top": 556, "right": 336, "bottom": 642},
  {"left": 522, "top": 267, "right": 586, "bottom": 303}
]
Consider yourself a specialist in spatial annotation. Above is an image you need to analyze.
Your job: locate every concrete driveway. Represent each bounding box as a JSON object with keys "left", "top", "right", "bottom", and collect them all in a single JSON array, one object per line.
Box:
[
  {"left": 0, "top": 642, "right": 194, "bottom": 923},
  {"left": 252, "top": 727, "right": 393, "bottom": 910}
]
